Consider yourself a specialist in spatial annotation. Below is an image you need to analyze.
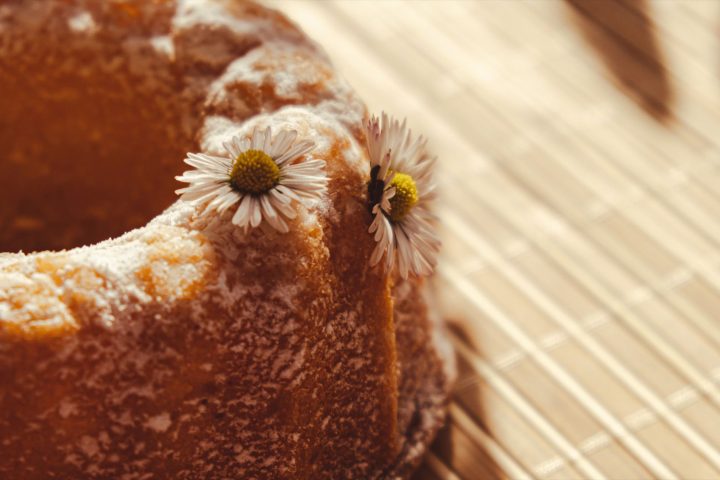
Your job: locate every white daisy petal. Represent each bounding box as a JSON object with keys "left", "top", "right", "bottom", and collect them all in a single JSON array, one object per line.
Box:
[
  {"left": 262, "top": 126, "right": 273, "bottom": 153},
  {"left": 206, "top": 186, "right": 239, "bottom": 214},
  {"left": 175, "top": 181, "right": 217, "bottom": 194},
  {"left": 382, "top": 170, "right": 396, "bottom": 188},
  {"left": 394, "top": 228, "right": 414, "bottom": 280},
  {"left": 419, "top": 183, "right": 438, "bottom": 202},
  {"left": 179, "top": 185, "right": 224, "bottom": 203},
  {"left": 275, "top": 184, "right": 302, "bottom": 203},
  {"left": 271, "top": 129, "right": 297, "bottom": 158},
  {"left": 297, "top": 179, "right": 328, "bottom": 189},
  {"left": 276, "top": 216, "right": 290, "bottom": 233},
  {"left": 180, "top": 164, "right": 228, "bottom": 178},
  {"left": 369, "top": 215, "right": 382, "bottom": 240},
  {"left": 280, "top": 176, "right": 327, "bottom": 188},
  {"left": 232, "top": 136, "right": 246, "bottom": 157},
  {"left": 223, "top": 140, "right": 241, "bottom": 158},
  {"left": 379, "top": 186, "right": 395, "bottom": 214},
  {"left": 403, "top": 229, "right": 426, "bottom": 276},
  {"left": 403, "top": 211, "right": 435, "bottom": 237},
  {"left": 185, "top": 153, "right": 232, "bottom": 172},
  {"left": 231, "top": 194, "right": 251, "bottom": 226},
  {"left": 272, "top": 196, "right": 298, "bottom": 219},
  {"left": 260, "top": 195, "right": 289, "bottom": 233},
  {"left": 275, "top": 140, "right": 315, "bottom": 166},
  {"left": 249, "top": 197, "right": 262, "bottom": 228},
  {"left": 252, "top": 127, "right": 265, "bottom": 150},
  {"left": 176, "top": 181, "right": 225, "bottom": 192},
  {"left": 383, "top": 215, "right": 397, "bottom": 271},
  {"left": 378, "top": 151, "right": 392, "bottom": 181},
  {"left": 386, "top": 226, "right": 396, "bottom": 271},
  {"left": 404, "top": 217, "right": 440, "bottom": 273},
  {"left": 293, "top": 187, "right": 327, "bottom": 201},
  {"left": 369, "top": 211, "right": 395, "bottom": 269},
  {"left": 176, "top": 172, "right": 228, "bottom": 184},
  {"left": 269, "top": 188, "right": 292, "bottom": 205},
  {"left": 370, "top": 215, "right": 390, "bottom": 266},
  {"left": 218, "top": 194, "right": 242, "bottom": 214},
  {"left": 370, "top": 242, "right": 386, "bottom": 267},
  {"left": 282, "top": 159, "right": 326, "bottom": 173},
  {"left": 258, "top": 195, "right": 277, "bottom": 220},
  {"left": 283, "top": 175, "right": 327, "bottom": 186},
  {"left": 411, "top": 236, "right": 438, "bottom": 271},
  {"left": 369, "top": 215, "right": 381, "bottom": 235},
  {"left": 371, "top": 211, "right": 388, "bottom": 243}
]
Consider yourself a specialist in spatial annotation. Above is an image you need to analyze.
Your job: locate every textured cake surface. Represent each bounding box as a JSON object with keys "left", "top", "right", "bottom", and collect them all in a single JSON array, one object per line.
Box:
[{"left": 0, "top": 1, "right": 453, "bottom": 478}]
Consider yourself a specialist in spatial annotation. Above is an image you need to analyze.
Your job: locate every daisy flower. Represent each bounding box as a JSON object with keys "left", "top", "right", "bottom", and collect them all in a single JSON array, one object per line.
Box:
[
  {"left": 175, "top": 126, "right": 327, "bottom": 233},
  {"left": 365, "top": 113, "right": 441, "bottom": 279}
]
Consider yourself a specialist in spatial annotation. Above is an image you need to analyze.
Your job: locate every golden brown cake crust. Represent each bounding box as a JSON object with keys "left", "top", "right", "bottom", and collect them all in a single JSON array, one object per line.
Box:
[{"left": 0, "top": 1, "right": 454, "bottom": 478}]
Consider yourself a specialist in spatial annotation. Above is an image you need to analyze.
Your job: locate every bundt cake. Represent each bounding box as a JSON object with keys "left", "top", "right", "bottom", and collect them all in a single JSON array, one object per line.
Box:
[{"left": 0, "top": 1, "right": 454, "bottom": 478}]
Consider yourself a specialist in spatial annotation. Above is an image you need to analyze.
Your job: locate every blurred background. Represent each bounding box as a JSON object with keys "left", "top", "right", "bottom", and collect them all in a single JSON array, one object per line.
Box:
[{"left": 267, "top": 1, "right": 720, "bottom": 479}]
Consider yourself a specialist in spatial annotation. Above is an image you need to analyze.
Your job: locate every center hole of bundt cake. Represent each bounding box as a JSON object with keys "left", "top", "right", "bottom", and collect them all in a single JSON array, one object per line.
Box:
[{"left": 0, "top": 27, "right": 200, "bottom": 254}]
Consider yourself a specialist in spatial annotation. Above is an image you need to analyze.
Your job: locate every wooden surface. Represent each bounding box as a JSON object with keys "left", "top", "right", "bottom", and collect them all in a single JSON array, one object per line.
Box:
[{"left": 266, "top": 1, "right": 720, "bottom": 478}]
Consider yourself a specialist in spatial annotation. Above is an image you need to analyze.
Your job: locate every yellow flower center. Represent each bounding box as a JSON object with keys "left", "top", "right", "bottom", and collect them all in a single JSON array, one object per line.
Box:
[
  {"left": 230, "top": 149, "right": 280, "bottom": 194},
  {"left": 388, "top": 173, "right": 419, "bottom": 222}
]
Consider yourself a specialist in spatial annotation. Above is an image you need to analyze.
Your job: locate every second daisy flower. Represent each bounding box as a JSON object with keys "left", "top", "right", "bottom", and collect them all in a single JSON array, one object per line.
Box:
[{"left": 365, "top": 113, "right": 441, "bottom": 279}]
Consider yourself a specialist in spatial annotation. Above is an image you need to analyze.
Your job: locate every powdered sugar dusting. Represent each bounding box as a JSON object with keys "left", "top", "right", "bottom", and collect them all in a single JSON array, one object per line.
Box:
[
  {"left": 68, "top": 11, "right": 97, "bottom": 34},
  {"left": 145, "top": 413, "right": 172, "bottom": 433}
]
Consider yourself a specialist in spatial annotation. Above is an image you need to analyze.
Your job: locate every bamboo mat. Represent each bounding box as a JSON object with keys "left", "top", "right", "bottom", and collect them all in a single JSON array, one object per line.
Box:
[{"left": 265, "top": 1, "right": 720, "bottom": 478}]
